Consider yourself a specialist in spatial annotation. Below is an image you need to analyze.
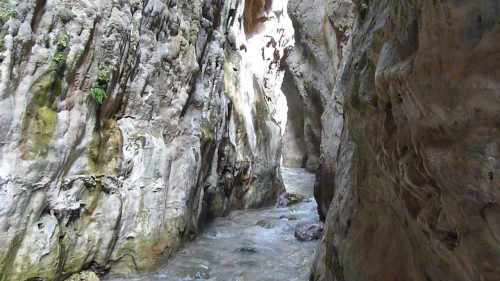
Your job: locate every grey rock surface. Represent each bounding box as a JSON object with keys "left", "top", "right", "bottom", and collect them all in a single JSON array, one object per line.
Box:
[
  {"left": 283, "top": 0, "right": 357, "bottom": 172},
  {"left": 294, "top": 221, "right": 323, "bottom": 242},
  {"left": 286, "top": 0, "right": 357, "bottom": 219},
  {"left": 286, "top": 0, "right": 500, "bottom": 280},
  {"left": 0, "top": 0, "right": 292, "bottom": 279},
  {"left": 277, "top": 192, "right": 304, "bottom": 206},
  {"left": 281, "top": 68, "right": 307, "bottom": 168},
  {"left": 2, "top": 0, "right": 498, "bottom": 280},
  {"left": 65, "top": 271, "right": 100, "bottom": 281}
]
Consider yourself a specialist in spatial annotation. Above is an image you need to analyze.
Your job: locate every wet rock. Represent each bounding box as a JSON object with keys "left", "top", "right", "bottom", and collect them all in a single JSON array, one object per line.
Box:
[
  {"left": 294, "top": 222, "right": 324, "bottom": 241},
  {"left": 236, "top": 246, "right": 258, "bottom": 254},
  {"left": 236, "top": 240, "right": 259, "bottom": 253},
  {"left": 65, "top": 271, "right": 99, "bottom": 281},
  {"left": 278, "top": 192, "right": 305, "bottom": 206},
  {"left": 256, "top": 219, "right": 274, "bottom": 229},
  {"left": 280, "top": 214, "right": 297, "bottom": 221},
  {"left": 172, "top": 265, "right": 210, "bottom": 280}
]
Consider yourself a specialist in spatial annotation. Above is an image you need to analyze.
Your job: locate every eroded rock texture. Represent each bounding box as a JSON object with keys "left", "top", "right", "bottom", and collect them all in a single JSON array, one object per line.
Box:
[
  {"left": 286, "top": 0, "right": 357, "bottom": 217},
  {"left": 281, "top": 68, "right": 307, "bottom": 168},
  {"left": 218, "top": 0, "right": 293, "bottom": 212},
  {"left": 0, "top": 0, "right": 291, "bottom": 279},
  {"left": 288, "top": 0, "right": 500, "bottom": 280},
  {"left": 283, "top": 0, "right": 357, "bottom": 172}
]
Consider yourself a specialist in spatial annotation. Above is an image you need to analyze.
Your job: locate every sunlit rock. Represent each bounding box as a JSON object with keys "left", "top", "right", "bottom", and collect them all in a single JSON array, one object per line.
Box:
[{"left": 0, "top": 0, "right": 293, "bottom": 278}]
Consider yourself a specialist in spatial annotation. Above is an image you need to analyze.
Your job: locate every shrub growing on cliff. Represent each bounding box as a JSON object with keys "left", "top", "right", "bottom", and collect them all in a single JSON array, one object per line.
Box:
[
  {"left": 97, "top": 69, "right": 110, "bottom": 84},
  {"left": 90, "top": 87, "right": 106, "bottom": 104},
  {"left": 53, "top": 53, "right": 65, "bottom": 63},
  {"left": 56, "top": 38, "right": 67, "bottom": 51},
  {"left": 89, "top": 68, "right": 112, "bottom": 104},
  {"left": 52, "top": 35, "right": 69, "bottom": 67}
]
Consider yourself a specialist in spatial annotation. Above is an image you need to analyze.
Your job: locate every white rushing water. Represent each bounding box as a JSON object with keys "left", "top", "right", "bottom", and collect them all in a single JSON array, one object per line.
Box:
[{"left": 107, "top": 167, "right": 319, "bottom": 281}]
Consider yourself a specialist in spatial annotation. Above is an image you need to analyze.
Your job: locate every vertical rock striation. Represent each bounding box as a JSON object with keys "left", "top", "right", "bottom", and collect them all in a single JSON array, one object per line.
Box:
[
  {"left": 219, "top": 0, "right": 293, "bottom": 212},
  {"left": 0, "top": 0, "right": 292, "bottom": 279},
  {"left": 286, "top": 0, "right": 358, "bottom": 216},
  {"left": 287, "top": 0, "right": 500, "bottom": 280},
  {"left": 284, "top": 0, "right": 357, "bottom": 173}
]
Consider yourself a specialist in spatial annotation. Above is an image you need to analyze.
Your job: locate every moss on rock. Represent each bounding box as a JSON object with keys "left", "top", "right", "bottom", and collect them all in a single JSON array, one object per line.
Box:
[
  {"left": 19, "top": 68, "right": 64, "bottom": 160},
  {"left": 87, "top": 120, "right": 123, "bottom": 174}
]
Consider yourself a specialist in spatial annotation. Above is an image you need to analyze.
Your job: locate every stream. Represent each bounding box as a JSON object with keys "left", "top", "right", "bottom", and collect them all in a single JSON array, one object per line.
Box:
[{"left": 107, "top": 167, "right": 319, "bottom": 281}]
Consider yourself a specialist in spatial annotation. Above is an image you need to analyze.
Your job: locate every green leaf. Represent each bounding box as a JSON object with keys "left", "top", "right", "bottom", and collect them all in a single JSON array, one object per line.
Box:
[
  {"left": 90, "top": 87, "right": 107, "bottom": 104},
  {"left": 52, "top": 53, "right": 65, "bottom": 63},
  {"left": 96, "top": 69, "right": 110, "bottom": 84},
  {"left": 56, "top": 38, "right": 67, "bottom": 50}
]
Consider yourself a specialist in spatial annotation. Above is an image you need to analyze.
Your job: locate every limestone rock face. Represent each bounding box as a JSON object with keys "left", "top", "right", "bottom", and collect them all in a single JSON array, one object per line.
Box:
[
  {"left": 215, "top": 0, "right": 293, "bottom": 213},
  {"left": 286, "top": 0, "right": 357, "bottom": 215},
  {"left": 281, "top": 68, "right": 307, "bottom": 168},
  {"left": 283, "top": 0, "right": 358, "bottom": 172},
  {"left": 0, "top": 0, "right": 290, "bottom": 279},
  {"left": 288, "top": 0, "right": 500, "bottom": 280}
]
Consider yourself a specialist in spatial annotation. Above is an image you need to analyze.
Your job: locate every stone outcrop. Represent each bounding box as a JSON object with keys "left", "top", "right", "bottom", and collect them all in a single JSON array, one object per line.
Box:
[
  {"left": 281, "top": 67, "right": 307, "bottom": 168},
  {"left": 286, "top": 0, "right": 499, "bottom": 280},
  {"left": 283, "top": 0, "right": 353, "bottom": 172},
  {"left": 294, "top": 221, "right": 323, "bottom": 242},
  {"left": 65, "top": 271, "right": 99, "bottom": 281},
  {"left": 0, "top": 0, "right": 292, "bottom": 279},
  {"left": 286, "top": 0, "right": 358, "bottom": 219},
  {"left": 218, "top": 0, "right": 293, "bottom": 213}
]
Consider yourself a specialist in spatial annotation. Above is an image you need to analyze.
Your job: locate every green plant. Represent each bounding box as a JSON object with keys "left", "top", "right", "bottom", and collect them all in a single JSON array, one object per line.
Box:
[
  {"left": 90, "top": 87, "right": 107, "bottom": 104},
  {"left": 0, "top": 9, "right": 17, "bottom": 22},
  {"left": 52, "top": 36, "right": 68, "bottom": 65},
  {"left": 56, "top": 38, "right": 67, "bottom": 51},
  {"left": 53, "top": 53, "right": 65, "bottom": 63},
  {"left": 96, "top": 69, "right": 110, "bottom": 84}
]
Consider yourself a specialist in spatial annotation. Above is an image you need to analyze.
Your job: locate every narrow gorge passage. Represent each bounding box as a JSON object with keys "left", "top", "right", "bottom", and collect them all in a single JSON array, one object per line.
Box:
[
  {"left": 1, "top": 0, "right": 498, "bottom": 280},
  {"left": 106, "top": 167, "right": 319, "bottom": 281}
]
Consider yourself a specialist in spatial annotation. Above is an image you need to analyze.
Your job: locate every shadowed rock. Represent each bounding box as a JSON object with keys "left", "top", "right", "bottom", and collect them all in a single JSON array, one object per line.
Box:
[{"left": 294, "top": 222, "right": 324, "bottom": 241}]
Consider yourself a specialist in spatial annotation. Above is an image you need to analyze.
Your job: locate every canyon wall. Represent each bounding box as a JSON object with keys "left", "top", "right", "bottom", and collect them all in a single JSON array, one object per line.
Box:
[
  {"left": 287, "top": 0, "right": 500, "bottom": 280},
  {"left": 283, "top": 0, "right": 355, "bottom": 173},
  {"left": 0, "top": 0, "right": 291, "bottom": 279},
  {"left": 286, "top": 0, "right": 357, "bottom": 217}
]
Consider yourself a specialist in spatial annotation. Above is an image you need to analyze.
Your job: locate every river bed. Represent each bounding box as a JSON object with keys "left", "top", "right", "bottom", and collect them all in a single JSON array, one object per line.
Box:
[{"left": 107, "top": 167, "right": 319, "bottom": 281}]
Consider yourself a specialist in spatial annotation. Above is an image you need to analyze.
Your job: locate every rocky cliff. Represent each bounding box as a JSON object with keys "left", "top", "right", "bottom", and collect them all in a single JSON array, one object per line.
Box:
[
  {"left": 0, "top": 0, "right": 292, "bottom": 279},
  {"left": 286, "top": 0, "right": 499, "bottom": 280},
  {"left": 2, "top": 0, "right": 498, "bottom": 279},
  {"left": 286, "top": 0, "right": 358, "bottom": 217}
]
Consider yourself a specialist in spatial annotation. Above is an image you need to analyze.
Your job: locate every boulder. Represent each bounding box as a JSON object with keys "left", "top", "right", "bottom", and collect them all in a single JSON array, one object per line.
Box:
[{"left": 294, "top": 222, "right": 324, "bottom": 241}]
